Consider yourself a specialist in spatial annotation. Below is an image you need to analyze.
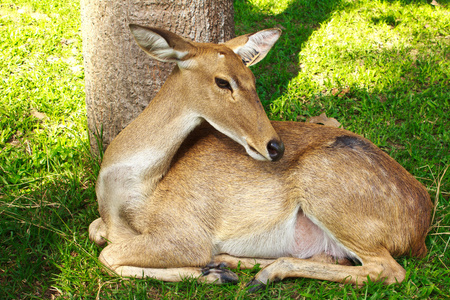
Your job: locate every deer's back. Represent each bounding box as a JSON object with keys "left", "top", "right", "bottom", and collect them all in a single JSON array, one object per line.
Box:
[{"left": 137, "top": 121, "right": 431, "bottom": 259}]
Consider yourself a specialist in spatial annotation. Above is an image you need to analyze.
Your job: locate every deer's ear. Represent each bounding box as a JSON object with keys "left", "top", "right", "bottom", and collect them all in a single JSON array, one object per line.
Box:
[
  {"left": 224, "top": 28, "right": 281, "bottom": 66},
  {"left": 129, "top": 24, "right": 195, "bottom": 63}
]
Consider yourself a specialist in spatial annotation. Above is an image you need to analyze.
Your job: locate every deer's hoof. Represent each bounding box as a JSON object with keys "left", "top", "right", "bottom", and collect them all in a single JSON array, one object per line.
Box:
[
  {"left": 201, "top": 265, "right": 239, "bottom": 284},
  {"left": 246, "top": 278, "right": 265, "bottom": 293}
]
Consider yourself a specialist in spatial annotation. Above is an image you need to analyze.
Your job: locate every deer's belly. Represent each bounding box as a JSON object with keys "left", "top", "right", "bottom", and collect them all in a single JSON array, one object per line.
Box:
[
  {"left": 214, "top": 212, "right": 297, "bottom": 258},
  {"left": 292, "top": 211, "right": 356, "bottom": 260},
  {"left": 214, "top": 209, "right": 353, "bottom": 260}
]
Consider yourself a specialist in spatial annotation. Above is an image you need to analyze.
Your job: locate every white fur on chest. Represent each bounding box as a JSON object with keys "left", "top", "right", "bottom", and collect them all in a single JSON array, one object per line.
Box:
[
  {"left": 96, "top": 149, "right": 166, "bottom": 216},
  {"left": 96, "top": 109, "right": 201, "bottom": 212}
]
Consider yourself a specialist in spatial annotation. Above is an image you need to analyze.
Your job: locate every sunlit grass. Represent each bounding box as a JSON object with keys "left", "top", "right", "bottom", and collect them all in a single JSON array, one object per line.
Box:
[
  {"left": 245, "top": 0, "right": 296, "bottom": 14},
  {"left": 0, "top": 1, "right": 87, "bottom": 191}
]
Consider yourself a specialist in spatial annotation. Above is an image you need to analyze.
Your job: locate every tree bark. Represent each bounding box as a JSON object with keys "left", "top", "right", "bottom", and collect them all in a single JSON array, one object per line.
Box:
[{"left": 80, "top": 0, "right": 234, "bottom": 154}]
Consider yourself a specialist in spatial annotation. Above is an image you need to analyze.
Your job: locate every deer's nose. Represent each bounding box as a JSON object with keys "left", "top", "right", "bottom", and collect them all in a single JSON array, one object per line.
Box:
[{"left": 267, "top": 140, "right": 285, "bottom": 162}]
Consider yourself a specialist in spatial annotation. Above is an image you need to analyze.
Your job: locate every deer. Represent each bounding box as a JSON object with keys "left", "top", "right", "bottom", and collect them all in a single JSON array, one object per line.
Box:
[{"left": 88, "top": 24, "right": 432, "bottom": 291}]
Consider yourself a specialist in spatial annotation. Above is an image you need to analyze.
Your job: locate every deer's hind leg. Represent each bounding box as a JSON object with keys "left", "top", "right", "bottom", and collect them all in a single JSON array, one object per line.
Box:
[
  {"left": 208, "top": 252, "right": 352, "bottom": 275},
  {"left": 247, "top": 248, "right": 405, "bottom": 291},
  {"left": 97, "top": 233, "right": 239, "bottom": 284},
  {"left": 111, "top": 265, "right": 238, "bottom": 284}
]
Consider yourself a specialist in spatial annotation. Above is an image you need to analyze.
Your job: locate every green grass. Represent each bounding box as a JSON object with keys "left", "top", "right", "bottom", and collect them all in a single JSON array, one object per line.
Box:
[{"left": 1, "top": 0, "right": 449, "bottom": 298}]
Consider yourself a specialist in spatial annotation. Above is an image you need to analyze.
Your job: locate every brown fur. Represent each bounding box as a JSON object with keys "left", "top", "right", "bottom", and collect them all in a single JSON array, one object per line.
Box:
[{"left": 89, "top": 25, "right": 432, "bottom": 288}]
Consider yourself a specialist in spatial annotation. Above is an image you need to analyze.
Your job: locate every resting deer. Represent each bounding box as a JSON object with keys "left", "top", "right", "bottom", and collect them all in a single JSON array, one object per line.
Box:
[{"left": 89, "top": 24, "right": 432, "bottom": 290}]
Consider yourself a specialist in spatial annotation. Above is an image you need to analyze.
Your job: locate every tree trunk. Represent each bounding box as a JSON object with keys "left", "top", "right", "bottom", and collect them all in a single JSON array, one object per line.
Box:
[{"left": 80, "top": 0, "right": 234, "bottom": 154}]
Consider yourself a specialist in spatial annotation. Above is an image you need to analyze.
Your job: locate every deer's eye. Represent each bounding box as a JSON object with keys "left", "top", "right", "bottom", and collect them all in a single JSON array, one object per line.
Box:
[{"left": 215, "top": 78, "right": 232, "bottom": 91}]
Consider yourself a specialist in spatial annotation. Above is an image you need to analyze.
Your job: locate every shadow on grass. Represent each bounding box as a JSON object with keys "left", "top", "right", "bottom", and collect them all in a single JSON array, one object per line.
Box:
[
  {"left": 0, "top": 172, "right": 98, "bottom": 298},
  {"left": 236, "top": 0, "right": 449, "bottom": 167},
  {"left": 236, "top": 0, "right": 449, "bottom": 105},
  {"left": 234, "top": 0, "right": 344, "bottom": 106},
  {"left": 381, "top": 0, "right": 450, "bottom": 5}
]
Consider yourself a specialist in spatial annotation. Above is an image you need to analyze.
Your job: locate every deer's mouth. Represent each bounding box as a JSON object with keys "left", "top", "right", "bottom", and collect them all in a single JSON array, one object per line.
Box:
[
  {"left": 245, "top": 138, "right": 284, "bottom": 162},
  {"left": 244, "top": 141, "right": 271, "bottom": 161}
]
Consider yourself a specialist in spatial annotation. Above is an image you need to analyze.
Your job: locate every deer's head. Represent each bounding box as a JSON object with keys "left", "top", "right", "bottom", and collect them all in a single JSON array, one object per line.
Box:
[{"left": 129, "top": 24, "right": 284, "bottom": 162}]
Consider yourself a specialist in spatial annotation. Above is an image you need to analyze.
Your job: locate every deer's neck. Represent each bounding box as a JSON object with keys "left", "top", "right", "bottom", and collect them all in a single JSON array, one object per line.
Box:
[{"left": 101, "top": 69, "right": 201, "bottom": 190}]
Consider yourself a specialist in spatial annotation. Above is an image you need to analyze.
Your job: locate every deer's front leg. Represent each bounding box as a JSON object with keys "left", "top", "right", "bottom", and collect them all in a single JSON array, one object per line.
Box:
[
  {"left": 89, "top": 218, "right": 107, "bottom": 246},
  {"left": 211, "top": 254, "right": 276, "bottom": 269},
  {"left": 98, "top": 233, "right": 239, "bottom": 284}
]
